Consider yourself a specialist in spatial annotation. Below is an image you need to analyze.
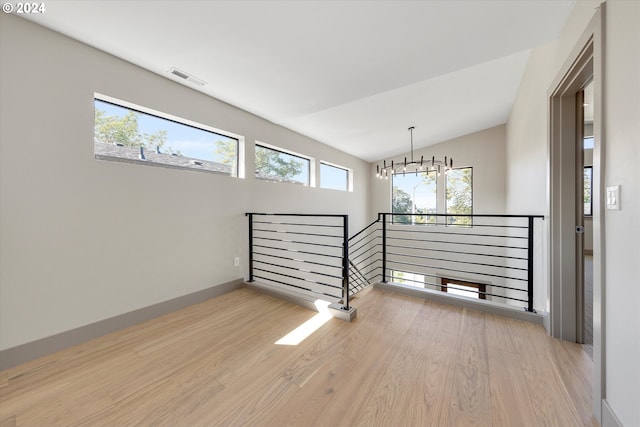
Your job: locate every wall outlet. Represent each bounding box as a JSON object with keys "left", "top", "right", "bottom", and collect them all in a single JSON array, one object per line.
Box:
[{"left": 234, "top": 257, "right": 240, "bottom": 267}]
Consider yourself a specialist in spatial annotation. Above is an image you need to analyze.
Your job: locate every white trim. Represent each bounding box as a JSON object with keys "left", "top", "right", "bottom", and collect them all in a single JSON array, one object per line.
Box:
[
  {"left": 374, "top": 281, "right": 545, "bottom": 325},
  {"left": 319, "top": 160, "right": 353, "bottom": 192},
  {"left": 94, "top": 92, "right": 244, "bottom": 142},
  {"left": 93, "top": 92, "right": 245, "bottom": 178},
  {"left": 601, "top": 400, "right": 623, "bottom": 427},
  {"left": 254, "top": 140, "right": 315, "bottom": 187},
  {"left": 547, "top": 4, "right": 605, "bottom": 422}
]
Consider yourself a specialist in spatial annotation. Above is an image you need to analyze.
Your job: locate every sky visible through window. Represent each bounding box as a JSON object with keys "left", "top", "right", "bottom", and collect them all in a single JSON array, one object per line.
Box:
[
  {"left": 321, "top": 163, "right": 348, "bottom": 191},
  {"left": 393, "top": 172, "right": 437, "bottom": 212},
  {"left": 95, "top": 100, "right": 236, "bottom": 163},
  {"left": 97, "top": 100, "right": 349, "bottom": 188}
]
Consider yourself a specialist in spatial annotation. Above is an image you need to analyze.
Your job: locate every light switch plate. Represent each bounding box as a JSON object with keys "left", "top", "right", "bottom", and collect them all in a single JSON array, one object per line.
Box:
[{"left": 606, "top": 185, "right": 620, "bottom": 210}]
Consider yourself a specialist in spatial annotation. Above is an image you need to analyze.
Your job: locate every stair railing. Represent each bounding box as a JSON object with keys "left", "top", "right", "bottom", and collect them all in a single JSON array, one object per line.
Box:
[
  {"left": 246, "top": 213, "right": 350, "bottom": 309},
  {"left": 246, "top": 212, "right": 543, "bottom": 313},
  {"left": 347, "top": 215, "right": 383, "bottom": 295},
  {"left": 378, "top": 213, "right": 544, "bottom": 312}
]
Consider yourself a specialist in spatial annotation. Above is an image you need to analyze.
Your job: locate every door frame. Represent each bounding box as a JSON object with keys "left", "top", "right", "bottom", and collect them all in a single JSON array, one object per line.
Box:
[
  {"left": 576, "top": 88, "right": 585, "bottom": 345},
  {"left": 548, "top": 3, "right": 605, "bottom": 421}
]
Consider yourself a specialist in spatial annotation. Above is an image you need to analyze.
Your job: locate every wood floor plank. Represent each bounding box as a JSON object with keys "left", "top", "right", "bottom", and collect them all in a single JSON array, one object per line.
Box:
[
  {"left": 444, "top": 363, "right": 492, "bottom": 427},
  {"left": 317, "top": 332, "right": 405, "bottom": 427},
  {"left": 456, "top": 309, "right": 490, "bottom": 374},
  {"left": 504, "top": 315, "right": 586, "bottom": 426},
  {"left": 266, "top": 354, "right": 358, "bottom": 427},
  {"left": 382, "top": 301, "right": 454, "bottom": 426},
  {"left": 486, "top": 315, "right": 538, "bottom": 427},
  {"left": 0, "top": 287, "right": 597, "bottom": 426},
  {"left": 353, "top": 338, "right": 421, "bottom": 427}
]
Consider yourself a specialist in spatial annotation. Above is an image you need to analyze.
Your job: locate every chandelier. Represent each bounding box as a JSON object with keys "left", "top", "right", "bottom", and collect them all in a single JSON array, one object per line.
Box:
[{"left": 375, "top": 126, "right": 453, "bottom": 179}]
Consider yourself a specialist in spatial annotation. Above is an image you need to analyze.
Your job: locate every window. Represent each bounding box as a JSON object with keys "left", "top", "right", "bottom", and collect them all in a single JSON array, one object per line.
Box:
[
  {"left": 583, "top": 136, "right": 594, "bottom": 149},
  {"left": 255, "top": 143, "right": 310, "bottom": 185},
  {"left": 391, "top": 270, "right": 425, "bottom": 288},
  {"left": 94, "top": 96, "right": 239, "bottom": 176},
  {"left": 440, "top": 277, "right": 486, "bottom": 299},
  {"left": 392, "top": 171, "right": 437, "bottom": 224},
  {"left": 584, "top": 166, "right": 593, "bottom": 216},
  {"left": 320, "top": 162, "right": 350, "bottom": 191},
  {"left": 445, "top": 167, "right": 472, "bottom": 226}
]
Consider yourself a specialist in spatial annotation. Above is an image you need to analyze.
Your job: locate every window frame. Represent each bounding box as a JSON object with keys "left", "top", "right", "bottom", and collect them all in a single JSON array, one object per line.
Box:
[
  {"left": 445, "top": 166, "right": 473, "bottom": 226},
  {"left": 391, "top": 169, "right": 438, "bottom": 225},
  {"left": 94, "top": 93, "right": 244, "bottom": 177},
  {"left": 254, "top": 141, "right": 313, "bottom": 186},
  {"left": 390, "top": 270, "right": 425, "bottom": 288},
  {"left": 440, "top": 277, "right": 486, "bottom": 300},
  {"left": 319, "top": 161, "right": 352, "bottom": 192}
]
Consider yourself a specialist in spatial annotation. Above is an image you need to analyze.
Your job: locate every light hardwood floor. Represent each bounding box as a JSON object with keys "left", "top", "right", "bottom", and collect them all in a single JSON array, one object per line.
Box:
[{"left": 0, "top": 287, "right": 597, "bottom": 426}]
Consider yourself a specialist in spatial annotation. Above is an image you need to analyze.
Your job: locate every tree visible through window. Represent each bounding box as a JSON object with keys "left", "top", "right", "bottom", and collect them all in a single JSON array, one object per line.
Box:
[
  {"left": 446, "top": 167, "right": 473, "bottom": 226},
  {"left": 391, "top": 270, "right": 425, "bottom": 288},
  {"left": 392, "top": 171, "right": 437, "bottom": 224},
  {"left": 254, "top": 144, "right": 310, "bottom": 185},
  {"left": 94, "top": 98, "right": 239, "bottom": 176}
]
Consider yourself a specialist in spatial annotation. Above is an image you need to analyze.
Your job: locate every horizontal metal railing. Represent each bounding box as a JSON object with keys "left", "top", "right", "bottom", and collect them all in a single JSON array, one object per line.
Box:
[
  {"left": 246, "top": 212, "right": 543, "bottom": 312},
  {"left": 246, "top": 213, "right": 350, "bottom": 308},
  {"left": 379, "top": 213, "right": 544, "bottom": 312},
  {"left": 347, "top": 215, "right": 383, "bottom": 294}
]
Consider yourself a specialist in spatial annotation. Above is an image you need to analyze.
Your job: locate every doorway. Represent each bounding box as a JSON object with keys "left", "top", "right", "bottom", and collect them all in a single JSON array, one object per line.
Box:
[{"left": 548, "top": 4, "right": 604, "bottom": 421}]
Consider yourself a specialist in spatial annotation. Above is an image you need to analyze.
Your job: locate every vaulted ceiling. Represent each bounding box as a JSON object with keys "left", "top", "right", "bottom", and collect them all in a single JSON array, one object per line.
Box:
[{"left": 22, "top": 0, "right": 575, "bottom": 162}]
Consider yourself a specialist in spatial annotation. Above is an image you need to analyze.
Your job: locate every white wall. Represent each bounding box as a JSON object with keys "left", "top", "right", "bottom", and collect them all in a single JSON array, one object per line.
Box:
[
  {"left": 0, "top": 14, "right": 369, "bottom": 351},
  {"left": 602, "top": 1, "right": 640, "bottom": 425},
  {"left": 370, "top": 124, "right": 507, "bottom": 215},
  {"left": 506, "top": 1, "right": 640, "bottom": 425},
  {"left": 505, "top": 0, "right": 605, "bottom": 214}
]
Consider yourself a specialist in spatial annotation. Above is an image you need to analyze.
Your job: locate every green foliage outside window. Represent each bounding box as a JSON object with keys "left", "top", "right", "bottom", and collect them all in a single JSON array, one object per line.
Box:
[
  {"left": 94, "top": 108, "right": 172, "bottom": 153},
  {"left": 446, "top": 168, "right": 473, "bottom": 226},
  {"left": 392, "top": 171, "right": 437, "bottom": 224}
]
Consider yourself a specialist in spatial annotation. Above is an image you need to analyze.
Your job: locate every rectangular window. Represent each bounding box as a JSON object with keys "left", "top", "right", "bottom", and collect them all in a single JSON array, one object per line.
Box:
[
  {"left": 584, "top": 166, "right": 593, "bottom": 216},
  {"left": 94, "top": 96, "right": 239, "bottom": 176},
  {"left": 445, "top": 167, "right": 473, "bottom": 226},
  {"left": 320, "top": 162, "right": 349, "bottom": 191},
  {"left": 391, "top": 171, "right": 437, "bottom": 224},
  {"left": 391, "top": 270, "right": 425, "bottom": 288},
  {"left": 440, "top": 277, "right": 486, "bottom": 299},
  {"left": 255, "top": 143, "right": 310, "bottom": 185}
]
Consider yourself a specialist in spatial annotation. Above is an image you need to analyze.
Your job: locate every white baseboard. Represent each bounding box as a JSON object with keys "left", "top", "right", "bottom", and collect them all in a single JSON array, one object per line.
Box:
[
  {"left": 602, "top": 399, "right": 623, "bottom": 427},
  {"left": 374, "top": 281, "right": 545, "bottom": 325}
]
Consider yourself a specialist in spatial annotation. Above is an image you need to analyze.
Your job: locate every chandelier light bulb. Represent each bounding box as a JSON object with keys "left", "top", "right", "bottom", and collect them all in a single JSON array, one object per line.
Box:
[{"left": 375, "top": 126, "right": 452, "bottom": 180}]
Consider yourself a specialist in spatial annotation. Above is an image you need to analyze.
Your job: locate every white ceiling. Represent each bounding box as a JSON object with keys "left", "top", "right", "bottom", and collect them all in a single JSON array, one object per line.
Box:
[{"left": 22, "top": 0, "right": 575, "bottom": 162}]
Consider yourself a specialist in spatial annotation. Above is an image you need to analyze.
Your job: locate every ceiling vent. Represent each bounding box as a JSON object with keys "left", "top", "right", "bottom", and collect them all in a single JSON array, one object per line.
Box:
[{"left": 169, "top": 67, "right": 206, "bottom": 86}]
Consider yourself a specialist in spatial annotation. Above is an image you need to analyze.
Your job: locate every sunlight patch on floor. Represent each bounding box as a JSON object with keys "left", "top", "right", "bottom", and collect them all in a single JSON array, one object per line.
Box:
[{"left": 275, "top": 300, "right": 332, "bottom": 346}]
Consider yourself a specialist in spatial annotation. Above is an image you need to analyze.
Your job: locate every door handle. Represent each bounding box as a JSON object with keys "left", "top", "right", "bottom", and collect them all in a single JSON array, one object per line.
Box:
[{"left": 576, "top": 226, "right": 585, "bottom": 234}]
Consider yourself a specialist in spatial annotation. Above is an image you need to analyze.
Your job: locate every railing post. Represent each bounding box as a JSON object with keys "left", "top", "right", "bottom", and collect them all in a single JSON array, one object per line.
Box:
[
  {"left": 527, "top": 216, "right": 534, "bottom": 312},
  {"left": 342, "top": 215, "right": 350, "bottom": 309},
  {"left": 382, "top": 213, "right": 387, "bottom": 283},
  {"left": 248, "top": 213, "right": 254, "bottom": 282}
]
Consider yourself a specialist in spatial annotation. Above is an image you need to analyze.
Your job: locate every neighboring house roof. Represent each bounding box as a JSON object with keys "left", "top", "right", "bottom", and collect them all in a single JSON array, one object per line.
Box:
[
  {"left": 93, "top": 142, "right": 305, "bottom": 184},
  {"left": 94, "top": 142, "right": 232, "bottom": 174}
]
